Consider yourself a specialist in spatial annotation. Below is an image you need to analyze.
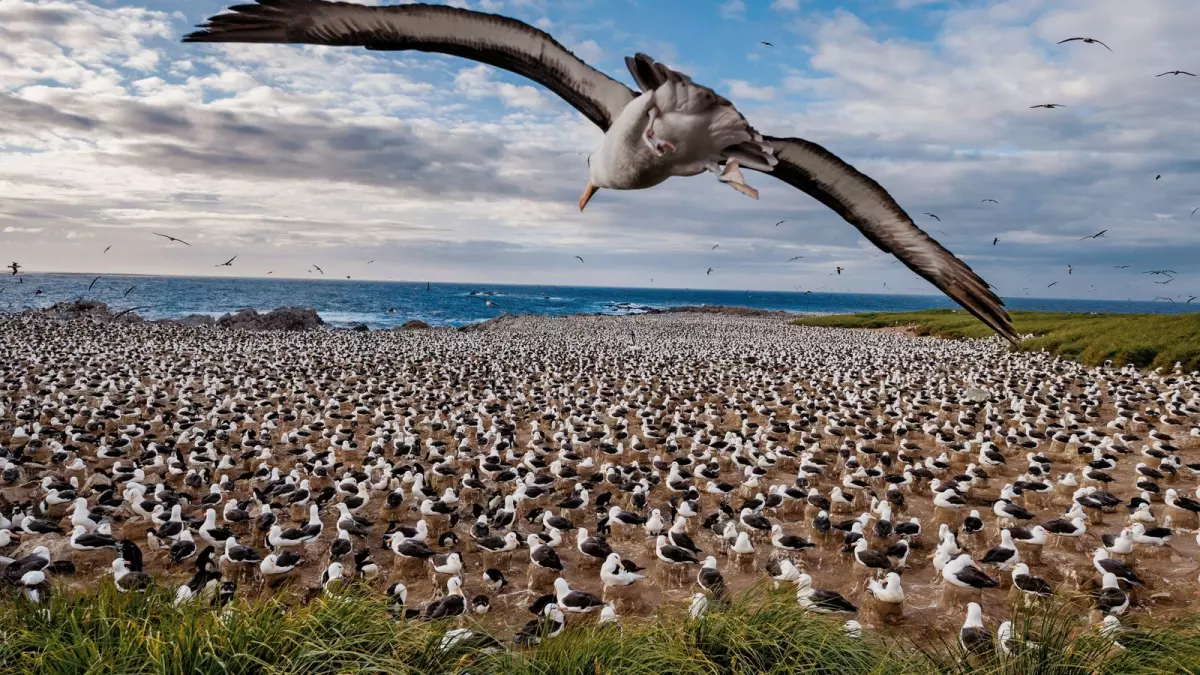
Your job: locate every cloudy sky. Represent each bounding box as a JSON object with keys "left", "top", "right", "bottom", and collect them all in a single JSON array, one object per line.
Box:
[{"left": 1, "top": 0, "right": 1198, "bottom": 300}]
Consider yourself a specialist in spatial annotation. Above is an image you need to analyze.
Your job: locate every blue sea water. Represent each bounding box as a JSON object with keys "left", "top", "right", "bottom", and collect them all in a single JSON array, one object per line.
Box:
[{"left": 2, "top": 273, "right": 1195, "bottom": 329}]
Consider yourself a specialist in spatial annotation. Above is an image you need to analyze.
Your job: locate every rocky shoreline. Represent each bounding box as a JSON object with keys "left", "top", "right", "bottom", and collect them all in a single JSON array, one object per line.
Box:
[{"left": 22, "top": 300, "right": 808, "bottom": 332}]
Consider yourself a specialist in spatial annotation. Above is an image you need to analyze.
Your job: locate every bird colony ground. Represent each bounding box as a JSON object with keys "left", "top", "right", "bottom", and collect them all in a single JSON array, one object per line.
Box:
[{"left": 0, "top": 312, "right": 1198, "bottom": 645}]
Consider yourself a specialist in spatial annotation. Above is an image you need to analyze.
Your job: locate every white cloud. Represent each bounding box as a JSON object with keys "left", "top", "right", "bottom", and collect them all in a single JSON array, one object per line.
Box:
[
  {"left": 571, "top": 39, "right": 606, "bottom": 64},
  {"left": 725, "top": 80, "right": 776, "bottom": 101},
  {"left": 771, "top": 0, "right": 800, "bottom": 11},
  {"left": 720, "top": 0, "right": 746, "bottom": 20},
  {"left": 3, "top": 226, "right": 43, "bottom": 233}
]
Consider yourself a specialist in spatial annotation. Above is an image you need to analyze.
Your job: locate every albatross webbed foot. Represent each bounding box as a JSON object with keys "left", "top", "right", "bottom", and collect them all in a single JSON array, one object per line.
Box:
[
  {"left": 642, "top": 106, "right": 675, "bottom": 156},
  {"left": 713, "top": 160, "right": 759, "bottom": 199}
]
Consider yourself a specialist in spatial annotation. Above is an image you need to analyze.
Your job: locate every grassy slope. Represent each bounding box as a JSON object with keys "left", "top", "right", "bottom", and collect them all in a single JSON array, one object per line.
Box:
[
  {"left": 793, "top": 310, "right": 1200, "bottom": 370},
  {"left": 2, "top": 585, "right": 1199, "bottom": 674}
]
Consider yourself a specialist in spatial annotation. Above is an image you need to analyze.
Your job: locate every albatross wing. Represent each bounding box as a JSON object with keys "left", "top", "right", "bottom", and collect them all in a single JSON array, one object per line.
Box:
[
  {"left": 184, "top": 0, "right": 635, "bottom": 130},
  {"left": 757, "top": 137, "right": 1017, "bottom": 343}
]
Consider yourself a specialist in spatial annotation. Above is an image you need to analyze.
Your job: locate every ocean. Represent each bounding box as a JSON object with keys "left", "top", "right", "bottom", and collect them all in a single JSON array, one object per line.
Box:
[{"left": 2, "top": 273, "right": 1194, "bottom": 329}]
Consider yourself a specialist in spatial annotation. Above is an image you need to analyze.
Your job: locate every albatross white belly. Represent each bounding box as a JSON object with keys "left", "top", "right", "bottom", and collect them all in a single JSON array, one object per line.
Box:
[{"left": 183, "top": 0, "right": 1018, "bottom": 343}]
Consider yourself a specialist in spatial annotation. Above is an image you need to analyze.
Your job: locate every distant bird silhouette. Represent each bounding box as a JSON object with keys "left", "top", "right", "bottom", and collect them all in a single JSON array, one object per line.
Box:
[
  {"left": 924, "top": 213, "right": 941, "bottom": 222},
  {"left": 104, "top": 246, "right": 112, "bottom": 254},
  {"left": 1047, "top": 281, "right": 1059, "bottom": 288},
  {"left": 153, "top": 232, "right": 191, "bottom": 246},
  {"left": 836, "top": 266, "right": 844, "bottom": 275},
  {"left": 1155, "top": 296, "right": 1175, "bottom": 303},
  {"left": 1155, "top": 278, "right": 1175, "bottom": 285},
  {"left": 992, "top": 238, "right": 999, "bottom": 246},
  {"left": 123, "top": 286, "right": 135, "bottom": 297},
  {"left": 266, "top": 271, "right": 274, "bottom": 275},
  {"left": 775, "top": 220, "right": 785, "bottom": 227},
  {"left": 1188, "top": 296, "right": 1197, "bottom": 304},
  {"left": 1114, "top": 265, "right": 1131, "bottom": 269},
  {"left": 982, "top": 199, "right": 999, "bottom": 204},
  {"left": 9, "top": 262, "right": 20, "bottom": 276},
  {"left": 706, "top": 268, "right": 714, "bottom": 275},
  {"left": 312, "top": 265, "right": 324, "bottom": 275},
  {"left": 760, "top": 41, "right": 773, "bottom": 47},
  {"left": 1030, "top": 103, "right": 1065, "bottom": 109},
  {"left": 574, "top": 255, "right": 585, "bottom": 263},
  {"left": 88, "top": 276, "right": 100, "bottom": 291},
  {"left": 788, "top": 256, "right": 804, "bottom": 261},
  {"left": 711, "top": 244, "right": 719, "bottom": 250},
  {"left": 1156, "top": 174, "right": 1161, "bottom": 180},
  {"left": 1058, "top": 37, "right": 1111, "bottom": 51},
  {"left": 1156, "top": 71, "right": 1195, "bottom": 77},
  {"left": 1143, "top": 270, "right": 1176, "bottom": 276},
  {"left": 216, "top": 256, "right": 237, "bottom": 267},
  {"left": 367, "top": 260, "right": 374, "bottom": 265},
  {"left": 1080, "top": 230, "right": 1107, "bottom": 240},
  {"left": 1192, "top": 207, "right": 1199, "bottom": 217}
]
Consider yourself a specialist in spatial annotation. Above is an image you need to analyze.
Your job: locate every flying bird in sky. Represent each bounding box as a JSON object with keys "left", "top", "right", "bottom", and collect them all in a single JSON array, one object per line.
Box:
[
  {"left": 1155, "top": 278, "right": 1175, "bottom": 285},
  {"left": 924, "top": 213, "right": 941, "bottom": 222},
  {"left": 1067, "top": 265, "right": 1073, "bottom": 275},
  {"left": 1143, "top": 270, "right": 1176, "bottom": 276},
  {"left": 153, "top": 232, "right": 191, "bottom": 246},
  {"left": 103, "top": 245, "right": 112, "bottom": 254},
  {"left": 1058, "top": 37, "right": 1112, "bottom": 51},
  {"left": 1080, "top": 230, "right": 1108, "bottom": 240},
  {"left": 992, "top": 237, "right": 998, "bottom": 246},
  {"left": 184, "top": 0, "right": 1017, "bottom": 343},
  {"left": 1156, "top": 296, "right": 1176, "bottom": 303},
  {"left": 312, "top": 265, "right": 324, "bottom": 275},
  {"left": 774, "top": 220, "right": 785, "bottom": 227},
  {"left": 788, "top": 256, "right": 804, "bottom": 261},
  {"left": 8, "top": 262, "right": 19, "bottom": 276},
  {"left": 760, "top": 41, "right": 773, "bottom": 47},
  {"left": 1030, "top": 103, "right": 1065, "bottom": 109},
  {"left": 1114, "top": 265, "right": 1131, "bottom": 269},
  {"left": 367, "top": 260, "right": 374, "bottom": 265},
  {"left": 88, "top": 276, "right": 100, "bottom": 290},
  {"left": 711, "top": 244, "right": 719, "bottom": 250},
  {"left": 1191, "top": 207, "right": 1199, "bottom": 217},
  {"left": 706, "top": 267, "right": 714, "bottom": 275},
  {"left": 216, "top": 256, "right": 237, "bottom": 267},
  {"left": 1047, "top": 281, "right": 1058, "bottom": 288},
  {"left": 1188, "top": 296, "right": 1197, "bottom": 304},
  {"left": 266, "top": 271, "right": 274, "bottom": 275},
  {"left": 1156, "top": 70, "right": 1195, "bottom": 77},
  {"left": 836, "top": 266, "right": 844, "bottom": 275},
  {"left": 1156, "top": 174, "right": 1161, "bottom": 180},
  {"left": 981, "top": 199, "right": 998, "bottom": 204},
  {"left": 123, "top": 286, "right": 135, "bottom": 298},
  {"left": 574, "top": 255, "right": 585, "bottom": 263}
]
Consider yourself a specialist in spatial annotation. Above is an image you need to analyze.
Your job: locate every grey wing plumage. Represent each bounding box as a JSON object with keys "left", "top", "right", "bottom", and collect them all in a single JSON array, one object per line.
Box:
[
  {"left": 185, "top": 0, "right": 635, "bottom": 130},
  {"left": 756, "top": 137, "right": 1016, "bottom": 343}
]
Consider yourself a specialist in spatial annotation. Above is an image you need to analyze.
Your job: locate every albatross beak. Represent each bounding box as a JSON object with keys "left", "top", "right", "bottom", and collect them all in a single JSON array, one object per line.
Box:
[{"left": 578, "top": 181, "right": 598, "bottom": 211}]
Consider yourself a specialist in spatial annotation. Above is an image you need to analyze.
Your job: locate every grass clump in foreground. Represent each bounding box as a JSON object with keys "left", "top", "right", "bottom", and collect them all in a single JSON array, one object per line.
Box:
[
  {"left": 794, "top": 309, "right": 1200, "bottom": 370},
  {"left": 1, "top": 585, "right": 1199, "bottom": 674}
]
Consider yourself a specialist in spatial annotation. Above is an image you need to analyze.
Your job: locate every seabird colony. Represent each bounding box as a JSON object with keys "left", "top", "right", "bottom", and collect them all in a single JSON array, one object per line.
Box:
[{"left": 1, "top": 310, "right": 1199, "bottom": 643}]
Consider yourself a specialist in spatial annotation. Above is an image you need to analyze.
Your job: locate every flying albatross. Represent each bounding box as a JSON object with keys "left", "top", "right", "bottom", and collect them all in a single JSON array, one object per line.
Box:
[{"left": 184, "top": 0, "right": 1015, "bottom": 342}]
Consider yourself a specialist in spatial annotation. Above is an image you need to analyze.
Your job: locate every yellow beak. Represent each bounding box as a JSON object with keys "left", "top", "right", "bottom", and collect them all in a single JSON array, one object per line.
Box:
[{"left": 578, "top": 181, "right": 598, "bottom": 211}]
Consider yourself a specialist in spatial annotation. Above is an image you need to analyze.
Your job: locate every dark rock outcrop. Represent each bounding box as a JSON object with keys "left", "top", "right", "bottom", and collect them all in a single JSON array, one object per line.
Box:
[
  {"left": 43, "top": 300, "right": 144, "bottom": 323},
  {"left": 398, "top": 320, "right": 430, "bottom": 330},
  {"left": 216, "top": 307, "right": 324, "bottom": 331}
]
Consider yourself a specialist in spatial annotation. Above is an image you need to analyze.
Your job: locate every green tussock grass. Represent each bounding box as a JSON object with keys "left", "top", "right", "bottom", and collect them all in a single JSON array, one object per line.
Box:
[
  {"left": 0, "top": 584, "right": 1198, "bottom": 674},
  {"left": 793, "top": 309, "right": 1200, "bottom": 370}
]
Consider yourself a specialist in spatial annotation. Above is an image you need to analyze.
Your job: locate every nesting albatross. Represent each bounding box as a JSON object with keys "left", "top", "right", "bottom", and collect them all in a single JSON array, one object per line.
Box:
[{"left": 184, "top": 0, "right": 1015, "bottom": 342}]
